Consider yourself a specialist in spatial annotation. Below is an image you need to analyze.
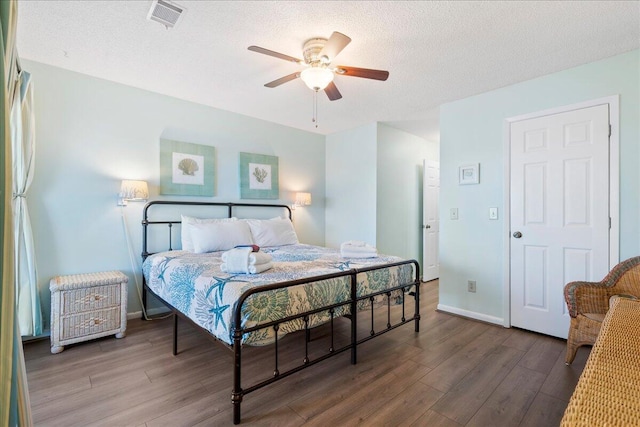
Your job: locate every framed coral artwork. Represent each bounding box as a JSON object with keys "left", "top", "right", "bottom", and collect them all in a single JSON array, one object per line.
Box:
[
  {"left": 239, "top": 152, "right": 279, "bottom": 199},
  {"left": 160, "top": 139, "right": 215, "bottom": 196}
]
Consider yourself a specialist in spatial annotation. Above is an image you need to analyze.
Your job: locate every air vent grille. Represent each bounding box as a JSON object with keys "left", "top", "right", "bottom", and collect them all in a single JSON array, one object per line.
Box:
[{"left": 147, "top": 0, "right": 185, "bottom": 28}]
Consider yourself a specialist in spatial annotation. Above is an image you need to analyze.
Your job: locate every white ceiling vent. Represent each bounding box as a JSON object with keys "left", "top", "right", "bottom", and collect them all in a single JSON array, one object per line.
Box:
[{"left": 147, "top": 0, "right": 186, "bottom": 29}]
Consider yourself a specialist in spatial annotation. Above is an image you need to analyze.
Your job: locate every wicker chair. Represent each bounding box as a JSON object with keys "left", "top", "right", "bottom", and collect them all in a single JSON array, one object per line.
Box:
[{"left": 563, "top": 256, "right": 640, "bottom": 364}]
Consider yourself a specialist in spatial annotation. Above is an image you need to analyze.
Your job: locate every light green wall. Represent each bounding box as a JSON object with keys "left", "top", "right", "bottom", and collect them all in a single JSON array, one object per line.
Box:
[
  {"left": 24, "top": 60, "right": 326, "bottom": 327},
  {"left": 439, "top": 49, "right": 640, "bottom": 321},
  {"left": 325, "top": 123, "right": 377, "bottom": 248},
  {"left": 376, "top": 123, "right": 438, "bottom": 266},
  {"left": 325, "top": 122, "right": 437, "bottom": 269}
]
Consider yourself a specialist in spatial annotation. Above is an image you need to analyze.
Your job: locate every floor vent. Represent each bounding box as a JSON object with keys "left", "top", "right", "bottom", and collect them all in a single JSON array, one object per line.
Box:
[{"left": 147, "top": 0, "right": 185, "bottom": 29}]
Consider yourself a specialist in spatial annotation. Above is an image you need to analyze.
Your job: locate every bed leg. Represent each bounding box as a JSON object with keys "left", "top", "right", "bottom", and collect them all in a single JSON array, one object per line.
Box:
[
  {"left": 173, "top": 313, "right": 178, "bottom": 356},
  {"left": 351, "top": 323, "right": 357, "bottom": 364},
  {"left": 415, "top": 281, "right": 421, "bottom": 333},
  {"left": 141, "top": 286, "right": 147, "bottom": 320},
  {"left": 232, "top": 328, "right": 243, "bottom": 425},
  {"left": 233, "top": 399, "right": 242, "bottom": 425},
  {"left": 350, "top": 273, "right": 357, "bottom": 365}
]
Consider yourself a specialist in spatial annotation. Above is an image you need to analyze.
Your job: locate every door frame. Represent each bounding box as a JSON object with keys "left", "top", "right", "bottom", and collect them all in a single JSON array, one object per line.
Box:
[{"left": 501, "top": 95, "right": 620, "bottom": 328}]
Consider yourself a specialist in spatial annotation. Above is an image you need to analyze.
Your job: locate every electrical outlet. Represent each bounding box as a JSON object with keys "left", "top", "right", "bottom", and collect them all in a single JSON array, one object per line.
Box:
[
  {"left": 450, "top": 208, "right": 459, "bottom": 220},
  {"left": 468, "top": 280, "right": 476, "bottom": 293}
]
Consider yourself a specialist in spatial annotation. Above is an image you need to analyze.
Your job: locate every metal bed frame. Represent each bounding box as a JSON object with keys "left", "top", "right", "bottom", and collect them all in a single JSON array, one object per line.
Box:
[{"left": 141, "top": 200, "right": 420, "bottom": 424}]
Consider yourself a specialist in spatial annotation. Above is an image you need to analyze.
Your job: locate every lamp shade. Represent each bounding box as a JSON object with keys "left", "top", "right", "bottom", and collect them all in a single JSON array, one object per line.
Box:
[
  {"left": 120, "top": 180, "right": 149, "bottom": 201},
  {"left": 300, "top": 67, "right": 334, "bottom": 91},
  {"left": 295, "top": 192, "right": 312, "bottom": 207}
]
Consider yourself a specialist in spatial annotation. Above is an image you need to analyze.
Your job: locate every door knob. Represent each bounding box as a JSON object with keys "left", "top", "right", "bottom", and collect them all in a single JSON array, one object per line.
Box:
[{"left": 513, "top": 231, "right": 522, "bottom": 238}]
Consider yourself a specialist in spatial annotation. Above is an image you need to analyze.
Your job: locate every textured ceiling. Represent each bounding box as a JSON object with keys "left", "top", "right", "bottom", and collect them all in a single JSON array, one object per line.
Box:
[{"left": 16, "top": 1, "right": 640, "bottom": 141}]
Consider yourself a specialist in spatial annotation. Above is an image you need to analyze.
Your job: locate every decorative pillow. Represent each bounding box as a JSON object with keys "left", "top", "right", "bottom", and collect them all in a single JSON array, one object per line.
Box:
[
  {"left": 246, "top": 217, "right": 299, "bottom": 247},
  {"left": 189, "top": 220, "right": 254, "bottom": 253},
  {"left": 181, "top": 215, "right": 237, "bottom": 252}
]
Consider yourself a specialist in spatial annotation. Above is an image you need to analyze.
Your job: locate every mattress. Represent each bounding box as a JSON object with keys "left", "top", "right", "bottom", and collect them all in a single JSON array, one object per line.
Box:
[{"left": 142, "top": 244, "right": 414, "bottom": 346}]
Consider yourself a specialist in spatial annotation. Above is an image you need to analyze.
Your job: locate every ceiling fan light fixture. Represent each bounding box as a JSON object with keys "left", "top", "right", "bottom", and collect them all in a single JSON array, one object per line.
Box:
[{"left": 300, "top": 67, "right": 334, "bottom": 91}]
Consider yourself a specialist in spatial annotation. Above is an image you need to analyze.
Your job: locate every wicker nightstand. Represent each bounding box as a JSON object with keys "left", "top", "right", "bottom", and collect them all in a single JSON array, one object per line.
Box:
[{"left": 50, "top": 271, "right": 128, "bottom": 354}]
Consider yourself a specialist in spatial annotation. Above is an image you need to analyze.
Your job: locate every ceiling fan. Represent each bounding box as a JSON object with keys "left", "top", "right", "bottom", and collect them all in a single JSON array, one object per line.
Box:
[{"left": 248, "top": 32, "right": 389, "bottom": 101}]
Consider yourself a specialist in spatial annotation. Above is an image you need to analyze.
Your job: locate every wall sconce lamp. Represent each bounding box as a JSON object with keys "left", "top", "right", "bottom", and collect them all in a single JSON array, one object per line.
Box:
[
  {"left": 293, "top": 192, "right": 312, "bottom": 209},
  {"left": 117, "top": 180, "right": 149, "bottom": 206}
]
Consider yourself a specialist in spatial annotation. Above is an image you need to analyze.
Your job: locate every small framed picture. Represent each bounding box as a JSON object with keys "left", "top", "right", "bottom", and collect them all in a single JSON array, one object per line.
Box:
[
  {"left": 239, "top": 152, "right": 279, "bottom": 199},
  {"left": 459, "top": 163, "right": 479, "bottom": 185},
  {"left": 160, "top": 139, "right": 215, "bottom": 196}
]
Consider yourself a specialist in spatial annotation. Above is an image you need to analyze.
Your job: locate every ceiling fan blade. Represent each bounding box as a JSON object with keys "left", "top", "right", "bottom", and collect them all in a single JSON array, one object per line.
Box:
[
  {"left": 248, "top": 46, "right": 302, "bottom": 64},
  {"left": 324, "top": 81, "right": 342, "bottom": 101},
  {"left": 319, "top": 32, "right": 351, "bottom": 62},
  {"left": 335, "top": 66, "right": 389, "bottom": 81},
  {"left": 264, "top": 72, "right": 300, "bottom": 88}
]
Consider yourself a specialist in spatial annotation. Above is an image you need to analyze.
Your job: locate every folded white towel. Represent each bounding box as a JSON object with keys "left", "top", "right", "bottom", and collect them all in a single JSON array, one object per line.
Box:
[
  {"left": 249, "top": 262, "right": 273, "bottom": 274},
  {"left": 342, "top": 245, "right": 377, "bottom": 254},
  {"left": 343, "top": 240, "right": 367, "bottom": 247},
  {"left": 248, "top": 251, "right": 272, "bottom": 266},
  {"left": 222, "top": 248, "right": 272, "bottom": 264},
  {"left": 340, "top": 241, "right": 377, "bottom": 254},
  {"left": 221, "top": 247, "right": 273, "bottom": 274},
  {"left": 341, "top": 250, "right": 378, "bottom": 259},
  {"left": 221, "top": 261, "right": 273, "bottom": 274},
  {"left": 221, "top": 247, "right": 252, "bottom": 273}
]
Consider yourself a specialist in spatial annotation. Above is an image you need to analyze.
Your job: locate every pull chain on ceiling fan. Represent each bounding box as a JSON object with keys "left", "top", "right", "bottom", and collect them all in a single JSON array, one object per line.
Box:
[{"left": 248, "top": 31, "right": 389, "bottom": 127}]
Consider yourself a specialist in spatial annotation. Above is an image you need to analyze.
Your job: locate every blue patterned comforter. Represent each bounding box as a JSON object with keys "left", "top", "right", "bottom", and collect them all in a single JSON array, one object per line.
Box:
[{"left": 142, "top": 244, "right": 414, "bottom": 346}]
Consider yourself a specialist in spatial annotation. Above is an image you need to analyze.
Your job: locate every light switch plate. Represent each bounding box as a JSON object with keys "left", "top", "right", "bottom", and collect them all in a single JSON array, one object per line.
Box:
[
  {"left": 450, "top": 208, "right": 459, "bottom": 220},
  {"left": 489, "top": 207, "right": 498, "bottom": 220}
]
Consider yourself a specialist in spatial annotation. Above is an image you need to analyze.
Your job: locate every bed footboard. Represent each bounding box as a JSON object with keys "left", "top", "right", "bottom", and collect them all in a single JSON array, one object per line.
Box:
[{"left": 230, "top": 259, "right": 420, "bottom": 424}]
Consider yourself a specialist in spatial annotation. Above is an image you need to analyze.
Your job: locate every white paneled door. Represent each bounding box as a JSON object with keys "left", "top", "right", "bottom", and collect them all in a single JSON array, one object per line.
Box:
[
  {"left": 510, "top": 104, "right": 610, "bottom": 338},
  {"left": 422, "top": 160, "right": 440, "bottom": 282}
]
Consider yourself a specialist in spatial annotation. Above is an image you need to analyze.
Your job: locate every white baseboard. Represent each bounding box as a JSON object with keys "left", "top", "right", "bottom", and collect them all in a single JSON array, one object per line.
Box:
[
  {"left": 127, "top": 307, "right": 172, "bottom": 320},
  {"left": 437, "top": 304, "right": 504, "bottom": 326}
]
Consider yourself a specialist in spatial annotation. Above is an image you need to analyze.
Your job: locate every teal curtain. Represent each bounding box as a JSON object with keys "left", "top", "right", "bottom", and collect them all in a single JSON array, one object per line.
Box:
[
  {"left": 12, "top": 67, "right": 42, "bottom": 337},
  {"left": 0, "top": 1, "right": 34, "bottom": 425}
]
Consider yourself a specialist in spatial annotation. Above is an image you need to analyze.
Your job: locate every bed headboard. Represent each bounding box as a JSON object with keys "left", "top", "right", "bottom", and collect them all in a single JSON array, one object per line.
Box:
[{"left": 141, "top": 200, "right": 292, "bottom": 259}]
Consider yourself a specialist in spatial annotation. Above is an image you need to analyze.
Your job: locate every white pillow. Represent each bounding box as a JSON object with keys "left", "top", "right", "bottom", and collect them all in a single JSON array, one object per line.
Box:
[
  {"left": 181, "top": 215, "right": 237, "bottom": 252},
  {"left": 189, "top": 220, "right": 254, "bottom": 253},
  {"left": 246, "top": 217, "right": 299, "bottom": 247}
]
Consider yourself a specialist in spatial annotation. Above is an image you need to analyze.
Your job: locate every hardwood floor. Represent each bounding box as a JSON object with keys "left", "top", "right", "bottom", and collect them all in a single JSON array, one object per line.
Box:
[{"left": 24, "top": 281, "right": 590, "bottom": 426}]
